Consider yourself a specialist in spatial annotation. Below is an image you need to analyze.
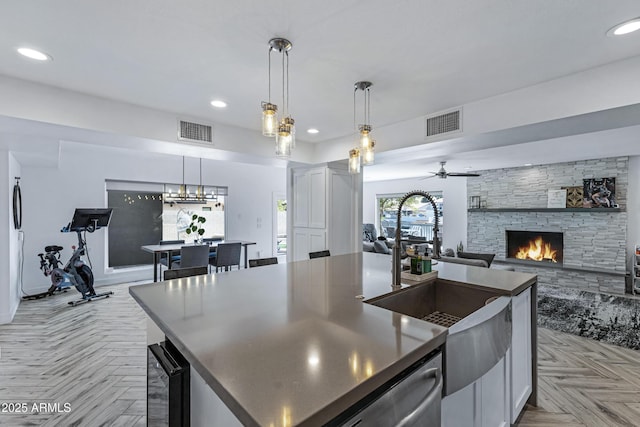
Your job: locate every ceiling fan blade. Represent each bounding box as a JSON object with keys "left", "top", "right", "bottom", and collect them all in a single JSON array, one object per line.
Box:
[
  {"left": 446, "top": 172, "right": 480, "bottom": 177},
  {"left": 419, "top": 175, "right": 437, "bottom": 180}
]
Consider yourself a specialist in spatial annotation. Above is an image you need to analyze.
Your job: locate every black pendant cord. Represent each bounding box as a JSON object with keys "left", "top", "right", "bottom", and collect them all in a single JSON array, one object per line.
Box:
[{"left": 13, "top": 177, "right": 22, "bottom": 230}]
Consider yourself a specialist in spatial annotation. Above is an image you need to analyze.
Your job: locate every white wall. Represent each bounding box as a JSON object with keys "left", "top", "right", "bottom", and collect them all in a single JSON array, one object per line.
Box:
[
  {"left": 314, "top": 55, "right": 640, "bottom": 164},
  {"left": 0, "top": 151, "right": 22, "bottom": 324},
  {"left": 19, "top": 142, "right": 285, "bottom": 294},
  {"left": 0, "top": 75, "right": 314, "bottom": 165},
  {"left": 362, "top": 177, "right": 467, "bottom": 252}
]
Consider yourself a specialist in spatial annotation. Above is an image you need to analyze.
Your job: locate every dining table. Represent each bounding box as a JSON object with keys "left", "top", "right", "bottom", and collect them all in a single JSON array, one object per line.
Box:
[{"left": 141, "top": 240, "right": 257, "bottom": 282}]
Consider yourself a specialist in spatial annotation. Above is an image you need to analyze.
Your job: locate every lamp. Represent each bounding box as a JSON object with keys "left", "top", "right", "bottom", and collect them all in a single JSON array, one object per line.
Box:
[
  {"left": 362, "top": 140, "right": 375, "bottom": 166},
  {"left": 349, "top": 81, "right": 377, "bottom": 173},
  {"left": 349, "top": 148, "right": 361, "bottom": 175},
  {"left": 164, "top": 157, "right": 228, "bottom": 204},
  {"left": 262, "top": 38, "right": 295, "bottom": 158}
]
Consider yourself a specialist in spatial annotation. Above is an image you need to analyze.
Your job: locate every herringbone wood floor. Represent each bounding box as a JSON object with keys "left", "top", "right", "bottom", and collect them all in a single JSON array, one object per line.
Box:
[
  {"left": 0, "top": 282, "right": 148, "bottom": 427},
  {"left": 1, "top": 281, "right": 640, "bottom": 426}
]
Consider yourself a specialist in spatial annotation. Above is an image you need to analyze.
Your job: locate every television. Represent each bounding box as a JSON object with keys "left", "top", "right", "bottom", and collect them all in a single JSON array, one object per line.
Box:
[{"left": 69, "top": 208, "right": 113, "bottom": 231}]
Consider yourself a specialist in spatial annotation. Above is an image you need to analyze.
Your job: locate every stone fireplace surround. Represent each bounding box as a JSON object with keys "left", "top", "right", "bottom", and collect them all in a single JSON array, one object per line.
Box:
[{"left": 467, "top": 157, "right": 628, "bottom": 295}]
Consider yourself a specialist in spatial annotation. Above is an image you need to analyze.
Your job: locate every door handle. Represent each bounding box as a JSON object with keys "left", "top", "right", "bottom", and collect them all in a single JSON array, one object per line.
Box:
[{"left": 396, "top": 367, "right": 442, "bottom": 427}]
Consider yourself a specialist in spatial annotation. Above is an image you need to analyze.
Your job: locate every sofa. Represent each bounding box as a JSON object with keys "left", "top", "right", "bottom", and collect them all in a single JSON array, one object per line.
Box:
[
  {"left": 363, "top": 223, "right": 431, "bottom": 256},
  {"left": 363, "top": 223, "right": 394, "bottom": 254},
  {"left": 438, "top": 251, "right": 514, "bottom": 271}
]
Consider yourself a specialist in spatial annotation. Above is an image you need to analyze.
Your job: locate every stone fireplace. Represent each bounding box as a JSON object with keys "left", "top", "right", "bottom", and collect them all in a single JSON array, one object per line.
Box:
[
  {"left": 466, "top": 157, "right": 629, "bottom": 294},
  {"left": 506, "top": 230, "right": 563, "bottom": 264}
]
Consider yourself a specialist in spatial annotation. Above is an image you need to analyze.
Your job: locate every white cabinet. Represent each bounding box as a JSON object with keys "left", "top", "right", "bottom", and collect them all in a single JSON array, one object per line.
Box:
[
  {"left": 288, "top": 164, "right": 361, "bottom": 262},
  {"left": 292, "top": 171, "right": 310, "bottom": 228},
  {"left": 442, "top": 356, "right": 508, "bottom": 427},
  {"left": 508, "top": 287, "right": 532, "bottom": 423},
  {"left": 292, "top": 167, "right": 325, "bottom": 228},
  {"left": 308, "top": 168, "right": 326, "bottom": 228},
  {"left": 292, "top": 228, "right": 327, "bottom": 261},
  {"left": 481, "top": 357, "right": 509, "bottom": 427}
]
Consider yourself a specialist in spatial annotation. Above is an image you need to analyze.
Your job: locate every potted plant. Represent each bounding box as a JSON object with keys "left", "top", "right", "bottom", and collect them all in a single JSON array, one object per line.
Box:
[{"left": 185, "top": 214, "right": 206, "bottom": 243}]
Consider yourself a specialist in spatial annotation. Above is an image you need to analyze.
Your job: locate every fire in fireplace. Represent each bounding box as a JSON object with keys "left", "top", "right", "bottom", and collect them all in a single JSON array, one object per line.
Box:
[{"left": 506, "top": 230, "right": 563, "bottom": 264}]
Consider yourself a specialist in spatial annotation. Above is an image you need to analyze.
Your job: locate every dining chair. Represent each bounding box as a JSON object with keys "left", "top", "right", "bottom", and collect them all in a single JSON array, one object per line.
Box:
[
  {"left": 248, "top": 257, "right": 278, "bottom": 268},
  {"left": 210, "top": 242, "right": 242, "bottom": 272},
  {"left": 163, "top": 266, "right": 208, "bottom": 280},
  {"left": 159, "top": 239, "right": 185, "bottom": 267},
  {"left": 171, "top": 245, "right": 210, "bottom": 269},
  {"left": 202, "top": 237, "right": 223, "bottom": 262},
  {"left": 309, "top": 250, "right": 331, "bottom": 259}
]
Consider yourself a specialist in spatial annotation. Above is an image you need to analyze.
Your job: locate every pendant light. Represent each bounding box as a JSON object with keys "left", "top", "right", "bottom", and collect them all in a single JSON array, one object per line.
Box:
[
  {"left": 349, "top": 148, "right": 361, "bottom": 175},
  {"left": 261, "top": 38, "right": 295, "bottom": 158},
  {"left": 349, "top": 81, "right": 377, "bottom": 174}
]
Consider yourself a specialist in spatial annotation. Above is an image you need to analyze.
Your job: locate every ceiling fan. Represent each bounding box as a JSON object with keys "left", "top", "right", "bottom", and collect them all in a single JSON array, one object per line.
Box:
[{"left": 422, "top": 161, "right": 480, "bottom": 179}]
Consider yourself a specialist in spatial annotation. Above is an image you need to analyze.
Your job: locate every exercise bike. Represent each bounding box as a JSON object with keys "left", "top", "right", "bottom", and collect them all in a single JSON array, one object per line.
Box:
[
  {"left": 28, "top": 209, "right": 115, "bottom": 306},
  {"left": 30, "top": 245, "right": 73, "bottom": 298}
]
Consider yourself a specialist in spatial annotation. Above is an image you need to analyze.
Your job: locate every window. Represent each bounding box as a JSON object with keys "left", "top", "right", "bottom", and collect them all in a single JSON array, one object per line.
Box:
[
  {"left": 274, "top": 195, "right": 287, "bottom": 255},
  {"left": 162, "top": 200, "right": 225, "bottom": 241},
  {"left": 376, "top": 192, "right": 443, "bottom": 242}
]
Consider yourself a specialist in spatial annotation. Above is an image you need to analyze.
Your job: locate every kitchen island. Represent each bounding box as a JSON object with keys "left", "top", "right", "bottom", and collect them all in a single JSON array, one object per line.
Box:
[{"left": 130, "top": 252, "right": 537, "bottom": 426}]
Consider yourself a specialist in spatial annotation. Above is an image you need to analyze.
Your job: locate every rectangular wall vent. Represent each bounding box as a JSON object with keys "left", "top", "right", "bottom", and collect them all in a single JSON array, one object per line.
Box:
[
  {"left": 178, "top": 120, "right": 213, "bottom": 144},
  {"left": 425, "top": 108, "right": 462, "bottom": 139}
]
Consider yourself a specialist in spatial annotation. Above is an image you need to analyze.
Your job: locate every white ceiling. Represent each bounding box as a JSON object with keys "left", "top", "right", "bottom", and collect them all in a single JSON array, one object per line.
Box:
[{"left": 1, "top": 1, "right": 640, "bottom": 177}]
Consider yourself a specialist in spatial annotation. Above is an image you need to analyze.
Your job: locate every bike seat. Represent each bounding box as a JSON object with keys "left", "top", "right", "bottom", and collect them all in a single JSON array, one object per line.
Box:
[{"left": 45, "top": 245, "right": 64, "bottom": 253}]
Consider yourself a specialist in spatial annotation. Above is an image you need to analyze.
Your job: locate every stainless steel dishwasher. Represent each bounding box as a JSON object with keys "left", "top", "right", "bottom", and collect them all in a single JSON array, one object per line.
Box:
[{"left": 338, "top": 351, "right": 443, "bottom": 427}]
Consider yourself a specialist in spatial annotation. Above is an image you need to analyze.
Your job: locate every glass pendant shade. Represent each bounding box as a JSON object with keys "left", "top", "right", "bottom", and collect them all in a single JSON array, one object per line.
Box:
[
  {"left": 275, "top": 121, "right": 292, "bottom": 158},
  {"left": 359, "top": 125, "right": 372, "bottom": 150},
  {"left": 362, "top": 141, "right": 375, "bottom": 166},
  {"left": 349, "top": 148, "right": 361, "bottom": 175},
  {"left": 284, "top": 116, "right": 295, "bottom": 148},
  {"left": 262, "top": 102, "right": 278, "bottom": 137}
]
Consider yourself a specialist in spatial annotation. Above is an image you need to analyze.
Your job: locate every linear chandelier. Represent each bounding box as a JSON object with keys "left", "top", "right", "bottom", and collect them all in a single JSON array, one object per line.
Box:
[
  {"left": 349, "top": 81, "right": 376, "bottom": 174},
  {"left": 163, "top": 157, "right": 228, "bottom": 204},
  {"left": 261, "top": 37, "right": 295, "bottom": 158}
]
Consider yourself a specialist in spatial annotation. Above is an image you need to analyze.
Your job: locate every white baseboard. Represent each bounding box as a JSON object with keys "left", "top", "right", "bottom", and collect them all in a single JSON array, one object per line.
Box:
[{"left": 0, "top": 298, "right": 19, "bottom": 325}]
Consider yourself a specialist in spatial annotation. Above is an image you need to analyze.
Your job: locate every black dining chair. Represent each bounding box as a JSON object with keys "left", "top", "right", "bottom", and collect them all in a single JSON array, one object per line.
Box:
[
  {"left": 210, "top": 242, "right": 242, "bottom": 272},
  {"left": 171, "top": 245, "right": 210, "bottom": 269},
  {"left": 159, "top": 239, "right": 185, "bottom": 267},
  {"left": 309, "top": 250, "right": 331, "bottom": 259},
  {"left": 202, "top": 237, "right": 223, "bottom": 262},
  {"left": 248, "top": 257, "right": 279, "bottom": 268},
  {"left": 163, "top": 266, "right": 208, "bottom": 280}
]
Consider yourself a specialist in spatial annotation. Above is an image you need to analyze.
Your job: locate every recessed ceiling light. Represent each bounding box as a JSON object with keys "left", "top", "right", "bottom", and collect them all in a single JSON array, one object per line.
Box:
[
  {"left": 524, "top": 163, "right": 532, "bottom": 166},
  {"left": 210, "top": 100, "right": 227, "bottom": 108},
  {"left": 17, "top": 47, "right": 51, "bottom": 61},
  {"left": 307, "top": 128, "right": 319, "bottom": 134},
  {"left": 607, "top": 18, "right": 640, "bottom": 36}
]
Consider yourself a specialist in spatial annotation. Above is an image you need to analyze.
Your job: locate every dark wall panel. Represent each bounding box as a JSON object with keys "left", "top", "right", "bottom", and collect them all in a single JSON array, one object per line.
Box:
[{"left": 108, "top": 190, "right": 162, "bottom": 267}]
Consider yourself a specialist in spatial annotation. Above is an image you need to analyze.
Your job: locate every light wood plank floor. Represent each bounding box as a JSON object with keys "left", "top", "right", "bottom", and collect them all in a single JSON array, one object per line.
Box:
[{"left": 1, "top": 282, "right": 640, "bottom": 426}]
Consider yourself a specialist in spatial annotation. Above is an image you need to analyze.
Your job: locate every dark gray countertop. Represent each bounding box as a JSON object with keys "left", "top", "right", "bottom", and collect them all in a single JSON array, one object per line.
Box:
[{"left": 129, "top": 252, "right": 535, "bottom": 426}]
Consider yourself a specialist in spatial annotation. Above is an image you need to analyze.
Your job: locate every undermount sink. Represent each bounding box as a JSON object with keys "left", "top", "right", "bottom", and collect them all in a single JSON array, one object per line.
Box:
[{"left": 366, "top": 280, "right": 512, "bottom": 396}]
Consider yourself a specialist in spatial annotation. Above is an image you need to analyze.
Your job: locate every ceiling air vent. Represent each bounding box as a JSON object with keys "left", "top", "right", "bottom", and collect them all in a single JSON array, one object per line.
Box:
[
  {"left": 425, "top": 108, "right": 462, "bottom": 139},
  {"left": 178, "top": 120, "right": 213, "bottom": 144}
]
